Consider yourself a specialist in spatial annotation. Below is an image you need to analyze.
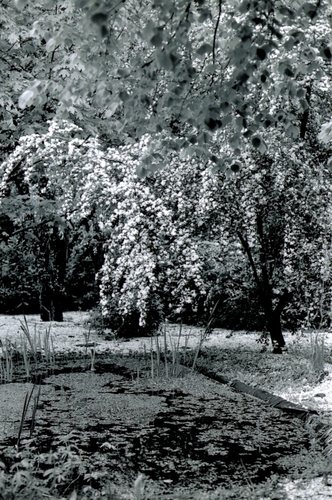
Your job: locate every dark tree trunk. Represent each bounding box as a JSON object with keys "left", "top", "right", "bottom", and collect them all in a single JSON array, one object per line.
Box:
[
  {"left": 263, "top": 299, "right": 286, "bottom": 353},
  {"left": 269, "top": 290, "right": 292, "bottom": 352},
  {"left": 237, "top": 228, "right": 290, "bottom": 353},
  {"left": 268, "top": 313, "right": 285, "bottom": 352},
  {"left": 39, "top": 226, "right": 68, "bottom": 322},
  {"left": 40, "top": 281, "right": 64, "bottom": 322},
  {"left": 255, "top": 211, "right": 289, "bottom": 352}
]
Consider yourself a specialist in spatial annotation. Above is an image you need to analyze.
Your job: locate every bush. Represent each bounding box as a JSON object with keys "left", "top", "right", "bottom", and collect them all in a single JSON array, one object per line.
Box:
[{"left": 89, "top": 297, "right": 163, "bottom": 338}]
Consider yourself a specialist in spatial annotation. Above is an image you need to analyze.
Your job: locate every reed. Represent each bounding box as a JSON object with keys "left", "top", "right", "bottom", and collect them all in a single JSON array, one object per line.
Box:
[
  {"left": 83, "top": 326, "right": 92, "bottom": 356},
  {"left": 19, "top": 317, "right": 38, "bottom": 363},
  {"left": 133, "top": 473, "right": 146, "bottom": 500},
  {"left": 167, "top": 322, "right": 183, "bottom": 377},
  {"left": 43, "top": 323, "right": 55, "bottom": 367},
  {"left": 21, "top": 338, "right": 31, "bottom": 380},
  {"left": 90, "top": 345, "right": 96, "bottom": 372},
  {"left": 0, "top": 339, "right": 14, "bottom": 383},
  {"left": 163, "top": 325, "right": 169, "bottom": 378},
  {"left": 150, "top": 323, "right": 185, "bottom": 379},
  {"left": 16, "top": 383, "right": 42, "bottom": 449},
  {"left": 191, "top": 298, "right": 220, "bottom": 371},
  {"left": 29, "top": 384, "right": 42, "bottom": 437},
  {"left": 17, "top": 386, "right": 34, "bottom": 449},
  {"left": 19, "top": 318, "right": 56, "bottom": 377}
]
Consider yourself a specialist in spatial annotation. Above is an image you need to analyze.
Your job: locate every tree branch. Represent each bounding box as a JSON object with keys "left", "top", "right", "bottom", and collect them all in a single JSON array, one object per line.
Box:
[
  {"left": 256, "top": 211, "right": 270, "bottom": 287},
  {"left": 300, "top": 84, "right": 312, "bottom": 139},
  {"left": 236, "top": 230, "right": 261, "bottom": 288},
  {"left": 1, "top": 207, "right": 80, "bottom": 242},
  {"left": 213, "top": 0, "right": 222, "bottom": 65}
]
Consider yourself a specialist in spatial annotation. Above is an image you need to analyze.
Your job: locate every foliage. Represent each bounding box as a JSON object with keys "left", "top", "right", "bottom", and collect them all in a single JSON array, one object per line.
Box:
[
  {"left": 0, "top": 122, "right": 208, "bottom": 331},
  {"left": 0, "top": 440, "right": 85, "bottom": 500},
  {"left": 195, "top": 122, "right": 332, "bottom": 332},
  {"left": 0, "top": 235, "right": 40, "bottom": 314},
  {"left": 0, "top": 1, "right": 332, "bottom": 334},
  {"left": 309, "top": 333, "right": 327, "bottom": 379},
  {"left": 0, "top": 0, "right": 81, "bottom": 159},
  {"left": 196, "top": 342, "right": 328, "bottom": 390},
  {"left": 3, "top": 1, "right": 329, "bottom": 161},
  {"left": 1, "top": 105, "right": 332, "bottom": 332}
]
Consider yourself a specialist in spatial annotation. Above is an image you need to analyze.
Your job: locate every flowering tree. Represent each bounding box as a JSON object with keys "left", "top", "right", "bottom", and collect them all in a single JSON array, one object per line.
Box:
[
  {"left": 0, "top": 122, "right": 207, "bottom": 328},
  {"left": 73, "top": 136, "right": 208, "bottom": 333},
  {"left": 196, "top": 126, "right": 332, "bottom": 351},
  {"left": 1, "top": 116, "right": 332, "bottom": 345},
  {"left": 188, "top": 1, "right": 332, "bottom": 351},
  {"left": 1, "top": 1, "right": 332, "bottom": 347}
]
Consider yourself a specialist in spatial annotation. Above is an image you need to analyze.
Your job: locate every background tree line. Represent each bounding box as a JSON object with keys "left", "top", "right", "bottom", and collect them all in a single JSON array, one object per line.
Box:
[{"left": 0, "top": 0, "right": 332, "bottom": 352}]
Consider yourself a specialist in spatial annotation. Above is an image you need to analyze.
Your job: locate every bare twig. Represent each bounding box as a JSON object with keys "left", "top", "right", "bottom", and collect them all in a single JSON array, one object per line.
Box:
[{"left": 213, "top": 0, "right": 223, "bottom": 65}]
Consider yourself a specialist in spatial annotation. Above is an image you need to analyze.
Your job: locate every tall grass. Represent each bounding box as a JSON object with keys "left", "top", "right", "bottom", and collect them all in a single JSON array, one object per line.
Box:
[
  {"left": 90, "top": 345, "right": 96, "bottom": 372},
  {"left": 310, "top": 332, "right": 326, "bottom": 378},
  {"left": 150, "top": 324, "right": 185, "bottom": 379},
  {"left": 16, "top": 384, "right": 42, "bottom": 449},
  {"left": 83, "top": 326, "right": 92, "bottom": 356},
  {"left": 43, "top": 324, "right": 55, "bottom": 366},
  {"left": 149, "top": 313, "right": 218, "bottom": 380},
  {"left": 0, "top": 339, "right": 14, "bottom": 383},
  {"left": 19, "top": 317, "right": 55, "bottom": 378},
  {"left": 191, "top": 298, "right": 220, "bottom": 371},
  {"left": 133, "top": 473, "right": 146, "bottom": 500},
  {"left": 0, "top": 318, "right": 56, "bottom": 383},
  {"left": 168, "top": 322, "right": 183, "bottom": 377},
  {"left": 19, "top": 317, "right": 38, "bottom": 363}
]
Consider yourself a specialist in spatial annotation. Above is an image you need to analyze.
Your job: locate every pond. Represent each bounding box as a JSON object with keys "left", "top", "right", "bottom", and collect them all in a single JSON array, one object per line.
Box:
[{"left": 0, "top": 353, "right": 318, "bottom": 497}]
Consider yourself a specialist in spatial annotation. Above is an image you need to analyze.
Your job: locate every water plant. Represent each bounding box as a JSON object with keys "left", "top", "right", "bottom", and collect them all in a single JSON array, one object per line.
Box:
[
  {"left": 191, "top": 298, "right": 220, "bottom": 372},
  {"left": 167, "top": 322, "right": 183, "bottom": 377},
  {"left": 43, "top": 323, "right": 55, "bottom": 367},
  {"left": 19, "top": 317, "right": 56, "bottom": 379},
  {"left": 133, "top": 473, "right": 146, "bottom": 500},
  {"left": 29, "top": 384, "right": 42, "bottom": 438},
  {"left": 150, "top": 324, "right": 185, "bottom": 379},
  {"left": 19, "top": 317, "right": 38, "bottom": 364},
  {"left": 16, "top": 384, "right": 42, "bottom": 449},
  {"left": 83, "top": 326, "right": 92, "bottom": 355},
  {"left": 90, "top": 345, "right": 96, "bottom": 372},
  {"left": 0, "top": 339, "right": 14, "bottom": 383},
  {"left": 21, "top": 339, "right": 31, "bottom": 381}
]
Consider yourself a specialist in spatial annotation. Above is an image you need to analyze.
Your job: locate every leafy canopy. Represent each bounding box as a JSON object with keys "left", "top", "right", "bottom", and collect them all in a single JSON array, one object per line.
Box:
[{"left": 2, "top": 0, "right": 330, "bottom": 167}]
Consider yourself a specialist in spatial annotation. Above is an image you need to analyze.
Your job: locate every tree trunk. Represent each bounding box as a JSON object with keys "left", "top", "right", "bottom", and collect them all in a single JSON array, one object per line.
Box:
[
  {"left": 40, "top": 281, "right": 64, "bottom": 322},
  {"left": 39, "top": 226, "right": 67, "bottom": 322},
  {"left": 263, "top": 290, "right": 291, "bottom": 353},
  {"left": 265, "top": 305, "right": 286, "bottom": 353},
  {"left": 237, "top": 229, "right": 290, "bottom": 353},
  {"left": 300, "top": 85, "right": 312, "bottom": 139}
]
